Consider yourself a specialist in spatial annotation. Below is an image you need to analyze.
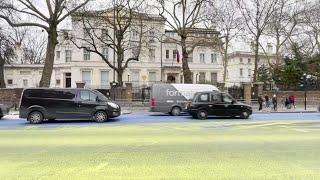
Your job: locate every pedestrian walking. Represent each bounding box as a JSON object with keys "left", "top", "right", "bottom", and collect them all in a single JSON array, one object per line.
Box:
[
  {"left": 285, "top": 96, "right": 291, "bottom": 109},
  {"left": 265, "top": 94, "right": 270, "bottom": 108},
  {"left": 289, "top": 95, "right": 296, "bottom": 109},
  {"left": 272, "top": 94, "right": 277, "bottom": 111},
  {"left": 258, "top": 95, "right": 264, "bottom": 111}
]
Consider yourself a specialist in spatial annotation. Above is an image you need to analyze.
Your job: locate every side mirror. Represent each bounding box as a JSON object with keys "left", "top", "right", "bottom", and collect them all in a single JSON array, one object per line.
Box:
[
  {"left": 231, "top": 100, "right": 236, "bottom": 104},
  {"left": 96, "top": 97, "right": 100, "bottom": 102}
]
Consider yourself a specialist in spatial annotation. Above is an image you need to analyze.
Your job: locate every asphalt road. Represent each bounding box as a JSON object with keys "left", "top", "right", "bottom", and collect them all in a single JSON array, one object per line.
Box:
[{"left": 0, "top": 112, "right": 319, "bottom": 129}]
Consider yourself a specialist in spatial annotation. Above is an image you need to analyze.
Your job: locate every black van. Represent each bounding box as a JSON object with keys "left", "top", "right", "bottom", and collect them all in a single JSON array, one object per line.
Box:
[
  {"left": 19, "top": 88, "right": 121, "bottom": 124},
  {"left": 188, "top": 91, "right": 252, "bottom": 119}
]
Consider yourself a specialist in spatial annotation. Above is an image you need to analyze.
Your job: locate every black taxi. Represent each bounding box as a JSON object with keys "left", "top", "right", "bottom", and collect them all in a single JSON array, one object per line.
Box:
[{"left": 188, "top": 91, "right": 252, "bottom": 119}]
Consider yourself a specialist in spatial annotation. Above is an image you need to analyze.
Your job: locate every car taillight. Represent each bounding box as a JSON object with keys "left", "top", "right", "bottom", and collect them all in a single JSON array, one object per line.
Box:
[{"left": 151, "top": 97, "right": 155, "bottom": 107}]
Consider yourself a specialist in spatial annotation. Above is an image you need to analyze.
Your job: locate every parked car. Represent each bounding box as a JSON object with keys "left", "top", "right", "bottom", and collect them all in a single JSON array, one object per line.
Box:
[
  {"left": 0, "top": 104, "right": 9, "bottom": 119},
  {"left": 150, "top": 83, "right": 220, "bottom": 116},
  {"left": 187, "top": 91, "right": 252, "bottom": 119},
  {"left": 19, "top": 88, "right": 121, "bottom": 124}
]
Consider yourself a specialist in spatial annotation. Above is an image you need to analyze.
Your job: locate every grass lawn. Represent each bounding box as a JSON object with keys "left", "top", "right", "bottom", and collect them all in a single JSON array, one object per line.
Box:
[{"left": 0, "top": 120, "right": 320, "bottom": 180}]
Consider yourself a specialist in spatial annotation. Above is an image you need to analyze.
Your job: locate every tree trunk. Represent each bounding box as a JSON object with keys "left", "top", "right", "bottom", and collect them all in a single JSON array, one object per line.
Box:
[
  {"left": 39, "top": 26, "right": 58, "bottom": 87},
  {"left": 253, "top": 36, "right": 260, "bottom": 83},
  {"left": 275, "top": 36, "right": 281, "bottom": 68},
  {"left": 181, "top": 38, "right": 192, "bottom": 83},
  {"left": 223, "top": 38, "right": 229, "bottom": 83},
  {"left": 0, "top": 59, "right": 5, "bottom": 88},
  {"left": 117, "top": 69, "right": 123, "bottom": 86}
]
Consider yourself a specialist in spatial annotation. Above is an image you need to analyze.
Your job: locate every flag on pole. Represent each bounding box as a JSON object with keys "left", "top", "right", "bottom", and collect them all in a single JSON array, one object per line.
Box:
[{"left": 176, "top": 50, "right": 180, "bottom": 63}]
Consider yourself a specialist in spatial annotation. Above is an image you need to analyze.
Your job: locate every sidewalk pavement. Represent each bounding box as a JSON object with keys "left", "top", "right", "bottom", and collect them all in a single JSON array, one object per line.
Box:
[{"left": 253, "top": 106, "right": 318, "bottom": 113}]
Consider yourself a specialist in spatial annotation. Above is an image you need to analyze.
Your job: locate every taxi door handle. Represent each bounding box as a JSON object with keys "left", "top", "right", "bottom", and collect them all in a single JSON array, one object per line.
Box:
[{"left": 209, "top": 105, "right": 213, "bottom": 107}]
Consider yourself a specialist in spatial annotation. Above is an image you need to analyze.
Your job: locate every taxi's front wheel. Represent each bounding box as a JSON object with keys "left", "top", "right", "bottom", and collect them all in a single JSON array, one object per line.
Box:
[{"left": 240, "top": 110, "right": 250, "bottom": 119}]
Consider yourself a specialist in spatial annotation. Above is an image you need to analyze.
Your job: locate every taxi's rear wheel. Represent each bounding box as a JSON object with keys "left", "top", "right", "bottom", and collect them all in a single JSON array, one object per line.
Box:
[
  {"left": 197, "top": 110, "right": 208, "bottom": 120},
  {"left": 240, "top": 110, "right": 250, "bottom": 119}
]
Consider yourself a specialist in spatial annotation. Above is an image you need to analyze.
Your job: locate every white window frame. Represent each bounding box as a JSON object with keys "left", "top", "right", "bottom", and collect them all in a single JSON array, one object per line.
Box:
[
  {"left": 81, "top": 70, "right": 92, "bottom": 86},
  {"left": 56, "top": 51, "right": 60, "bottom": 61},
  {"left": 148, "top": 71, "right": 157, "bottom": 82},
  {"left": 102, "top": 47, "right": 108, "bottom": 60},
  {"left": 211, "top": 53, "right": 217, "bottom": 63},
  {"left": 165, "top": 50, "right": 170, "bottom": 59},
  {"left": 100, "top": 71, "right": 109, "bottom": 88},
  {"left": 149, "top": 48, "right": 155, "bottom": 61},
  {"left": 200, "top": 53, "right": 205, "bottom": 63},
  {"left": 65, "top": 50, "right": 72, "bottom": 62},
  {"left": 83, "top": 48, "right": 91, "bottom": 61},
  {"left": 23, "top": 79, "right": 28, "bottom": 87}
]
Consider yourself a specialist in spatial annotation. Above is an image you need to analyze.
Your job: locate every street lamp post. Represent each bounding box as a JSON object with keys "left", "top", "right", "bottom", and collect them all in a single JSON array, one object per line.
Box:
[
  {"left": 303, "top": 73, "right": 307, "bottom": 111},
  {"left": 160, "top": 34, "right": 166, "bottom": 82},
  {"left": 113, "top": 0, "right": 116, "bottom": 83}
]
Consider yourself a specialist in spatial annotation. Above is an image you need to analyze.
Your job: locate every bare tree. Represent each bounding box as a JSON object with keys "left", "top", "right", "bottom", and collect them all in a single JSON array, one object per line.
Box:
[
  {"left": 22, "top": 31, "right": 47, "bottom": 64},
  {"left": 206, "top": 0, "right": 243, "bottom": 84},
  {"left": 264, "top": 0, "right": 304, "bottom": 68},
  {"left": 236, "top": 0, "right": 278, "bottom": 82},
  {"left": 11, "top": 28, "right": 47, "bottom": 64},
  {"left": 302, "top": 1, "right": 320, "bottom": 54},
  {"left": 0, "top": 29, "right": 15, "bottom": 88},
  {"left": 156, "top": 0, "right": 206, "bottom": 83},
  {"left": 71, "top": 0, "right": 152, "bottom": 86},
  {"left": 0, "top": 0, "right": 90, "bottom": 87}
]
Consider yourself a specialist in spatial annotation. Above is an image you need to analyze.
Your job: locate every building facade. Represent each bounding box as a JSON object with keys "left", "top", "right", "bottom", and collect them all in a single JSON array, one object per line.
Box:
[
  {"left": 3, "top": 9, "right": 275, "bottom": 89},
  {"left": 225, "top": 51, "right": 276, "bottom": 87}
]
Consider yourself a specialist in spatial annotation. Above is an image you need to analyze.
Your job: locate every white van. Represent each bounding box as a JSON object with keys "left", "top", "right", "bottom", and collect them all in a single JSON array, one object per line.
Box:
[{"left": 150, "top": 83, "right": 220, "bottom": 115}]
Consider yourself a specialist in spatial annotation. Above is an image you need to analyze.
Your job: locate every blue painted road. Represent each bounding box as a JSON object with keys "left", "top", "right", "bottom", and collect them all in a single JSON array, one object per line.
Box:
[{"left": 0, "top": 112, "right": 319, "bottom": 129}]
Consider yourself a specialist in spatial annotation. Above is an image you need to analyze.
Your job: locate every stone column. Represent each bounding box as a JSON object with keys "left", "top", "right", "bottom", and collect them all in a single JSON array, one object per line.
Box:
[
  {"left": 255, "top": 82, "right": 264, "bottom": 97},
  {"left": 243, "top": 83, "right": 252, "bottom": 104},
  {"left": 125, "top": 83, "right": 133, "bottom": 101}
]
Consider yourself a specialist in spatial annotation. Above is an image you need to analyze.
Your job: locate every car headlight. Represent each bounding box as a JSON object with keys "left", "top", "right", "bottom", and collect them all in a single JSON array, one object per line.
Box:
[{"left": 108, "top": 102, "right": 119, "bottom": 109}]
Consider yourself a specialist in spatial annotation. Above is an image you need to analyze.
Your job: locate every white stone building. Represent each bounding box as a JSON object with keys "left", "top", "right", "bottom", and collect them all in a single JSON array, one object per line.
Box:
[
  {"left": 4, "top": 9, "right": 224, "bottom": 89},
  {"left": 225, "top": 51, "right": 276, "bottom": 87},
  {"left": 3, "top": 9, "right": 275, "bottom": 89}
]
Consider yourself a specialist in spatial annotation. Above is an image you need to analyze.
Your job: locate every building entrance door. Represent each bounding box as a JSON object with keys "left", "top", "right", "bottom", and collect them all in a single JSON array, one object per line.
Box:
[
  {"left": 167, "top": 75, "right": 176, "bottom": 83},
  {"left": 65, "top": 73, "right": 71, "bottom": 88}
]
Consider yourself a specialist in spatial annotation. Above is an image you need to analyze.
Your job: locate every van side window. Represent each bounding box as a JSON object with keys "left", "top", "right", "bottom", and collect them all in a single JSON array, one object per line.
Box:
[
  {"left": 80, "top": 91, "right": 97, "bottom": 102},
  {"left": 60, "top": 91, "right": 76, "bottom": 99},
  {"left": 42, "top": 90, "right": 59, "bottom": 98},
  {"left": 211, "top": 93, "right": 221, "bottom": 103},
  {"left": 198, "top": 93, "right": 209, "bottom": 102},
  {"left": 25, "top": 89, "right": 43, "bottom": 98}
]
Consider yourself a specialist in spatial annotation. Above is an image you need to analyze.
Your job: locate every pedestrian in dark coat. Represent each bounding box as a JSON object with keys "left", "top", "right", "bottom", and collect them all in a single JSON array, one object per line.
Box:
[
  {"left": 272, "top": 94, "right": 277, "bottom": 111},
  {"left": 265, "top": 94, "right": 270, "bottom": 108},
  {"left": 258, "top": 95, "right": 264, "bottom": 111}
]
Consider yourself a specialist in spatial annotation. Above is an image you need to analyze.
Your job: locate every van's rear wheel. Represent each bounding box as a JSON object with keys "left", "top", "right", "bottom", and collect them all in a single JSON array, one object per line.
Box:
[
  {"left": 197, "top": 110, "right": 208, "bottom": 120},
  {"left": 171, "top": 107, "right": 181, "bottom": 116},
  {"left": 28, "top": 111, "right": 43, "bottom": 124},
  {"left": 94, "top": 111, "right": 108, "bottom": 123}
]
